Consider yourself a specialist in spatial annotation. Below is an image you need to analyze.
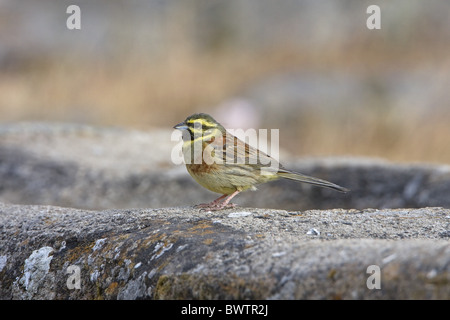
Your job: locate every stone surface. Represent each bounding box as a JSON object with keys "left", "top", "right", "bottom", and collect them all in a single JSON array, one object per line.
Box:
[{"left": 0, "top": 203, "right": 449, "bottom": 300}]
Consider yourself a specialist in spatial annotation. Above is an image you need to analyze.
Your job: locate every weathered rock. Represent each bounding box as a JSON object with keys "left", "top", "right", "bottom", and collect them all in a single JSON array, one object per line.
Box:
[{"left": 0, "top": 203, "right": 449, "bottom": 300}]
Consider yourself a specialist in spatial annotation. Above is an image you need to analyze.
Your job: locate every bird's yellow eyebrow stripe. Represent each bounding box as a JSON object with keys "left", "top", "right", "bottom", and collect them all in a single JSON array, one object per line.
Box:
[{"left": 186, "top": 119, "right": 217, "bottom": 128}]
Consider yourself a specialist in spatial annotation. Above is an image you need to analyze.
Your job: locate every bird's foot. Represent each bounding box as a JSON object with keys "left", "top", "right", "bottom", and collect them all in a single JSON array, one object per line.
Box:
[
  {"left": 195, "top": 191, "right": 240, "bottom": 211},
  {"left": 195, "top": 202, "right": 236, "bottom": 211}
]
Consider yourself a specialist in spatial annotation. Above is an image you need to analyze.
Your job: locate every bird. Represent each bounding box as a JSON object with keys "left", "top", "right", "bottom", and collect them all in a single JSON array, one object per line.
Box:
[{"left": 174, "top": 113, "right": 349, "bottom": 210}]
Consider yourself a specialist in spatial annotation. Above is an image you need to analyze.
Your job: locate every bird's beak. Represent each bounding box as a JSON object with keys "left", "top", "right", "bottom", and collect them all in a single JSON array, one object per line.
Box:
[{"left": 173, "top": 121, "right": 189, "bottom": 130}]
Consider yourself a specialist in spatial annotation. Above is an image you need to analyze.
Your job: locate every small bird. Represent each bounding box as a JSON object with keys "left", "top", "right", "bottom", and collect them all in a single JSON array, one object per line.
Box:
[{"left": 174, "top": 113, "right": 349, "bottom": 210}]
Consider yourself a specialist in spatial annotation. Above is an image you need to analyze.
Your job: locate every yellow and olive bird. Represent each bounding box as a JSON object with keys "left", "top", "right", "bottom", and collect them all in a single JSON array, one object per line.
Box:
[{"left": 174, "top": 113, "right": 349, "bottom": 210}]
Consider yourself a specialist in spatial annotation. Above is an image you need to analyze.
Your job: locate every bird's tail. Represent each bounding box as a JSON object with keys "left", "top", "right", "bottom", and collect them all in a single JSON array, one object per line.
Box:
[{"left": 277, "top": 169, "right": 350, "bottom": 193}]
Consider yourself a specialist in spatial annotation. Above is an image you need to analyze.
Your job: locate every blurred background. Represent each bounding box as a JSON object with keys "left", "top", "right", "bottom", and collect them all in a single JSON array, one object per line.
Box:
[{"left": 1, "top": 0, "right": 450, "bottom": 164}]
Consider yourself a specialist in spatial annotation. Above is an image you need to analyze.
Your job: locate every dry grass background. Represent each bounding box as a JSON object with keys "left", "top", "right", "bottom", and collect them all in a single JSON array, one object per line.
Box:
[{"left": 1, "top": 0, "right": 450, "bottom": 164}]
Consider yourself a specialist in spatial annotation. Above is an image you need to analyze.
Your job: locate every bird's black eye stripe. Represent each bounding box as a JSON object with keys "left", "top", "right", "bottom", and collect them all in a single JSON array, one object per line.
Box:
[
  {"left": 188, "top": 124, "right": 215, "bottom": 130},
  {"left": 183, "top": 119, "right": 218, "bottom": 141},
  {"left": 202, "top": 124, "right": 215, "bottom": 130},
  {"left": 186, "top": 121, "right": 216, "bottom": 131}
]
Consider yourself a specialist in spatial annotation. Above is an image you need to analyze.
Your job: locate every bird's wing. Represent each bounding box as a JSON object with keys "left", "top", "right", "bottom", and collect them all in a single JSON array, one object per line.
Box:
[{"left": 218, "top": 132, "right": 281, "bottom": 170}]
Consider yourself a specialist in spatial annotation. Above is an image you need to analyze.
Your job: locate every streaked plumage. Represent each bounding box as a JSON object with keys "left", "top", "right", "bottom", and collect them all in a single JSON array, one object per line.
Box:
[{"left": 174, "top": 113, "right": 349, "bottom": 210}]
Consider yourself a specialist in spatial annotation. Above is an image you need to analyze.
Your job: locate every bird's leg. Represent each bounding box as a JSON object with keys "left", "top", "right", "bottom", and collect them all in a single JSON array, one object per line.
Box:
[{"left": 214, "top": 190, "right": 240, "bottom": 210}]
